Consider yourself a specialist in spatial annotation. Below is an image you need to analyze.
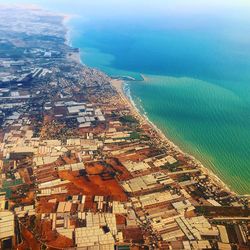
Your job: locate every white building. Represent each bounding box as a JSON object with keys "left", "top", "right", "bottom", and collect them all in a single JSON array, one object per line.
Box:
[{"left": 0, "top": 211, "right": 14, "bottom": 241}]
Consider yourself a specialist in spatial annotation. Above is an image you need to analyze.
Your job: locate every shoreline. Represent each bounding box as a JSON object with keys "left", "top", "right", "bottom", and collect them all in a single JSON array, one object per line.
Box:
[
  {"left": 110, "top": 78, "right": 239, "bottom": 196},
  {"left": 2, "top": 6, "right": 250, "bottom": 250},
  {"left": 63, "top": 16, "right": 248, "bottom": 197}
]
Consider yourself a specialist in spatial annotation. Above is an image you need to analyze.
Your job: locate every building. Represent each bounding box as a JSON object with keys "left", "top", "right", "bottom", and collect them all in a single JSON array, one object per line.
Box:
[{"left": 0, "top": 210, "right": 15, "bottom": 248}]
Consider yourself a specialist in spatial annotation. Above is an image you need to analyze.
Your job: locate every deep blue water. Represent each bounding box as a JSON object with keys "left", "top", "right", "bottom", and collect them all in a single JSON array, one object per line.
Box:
[
  {"left": 7, "top": 0, "right": 250, "bottom": 193},
  {"left": 68, "top": 2, "right": 250, "bottom": 194}
]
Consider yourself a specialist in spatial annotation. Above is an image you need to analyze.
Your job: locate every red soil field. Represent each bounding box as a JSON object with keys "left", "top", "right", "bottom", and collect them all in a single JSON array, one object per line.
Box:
[
  {"left": 18, "top": 225, "right": 41, "bottom": 250},
  {"left": 59, "top": 170, "right": 127, "bottom": 201}
]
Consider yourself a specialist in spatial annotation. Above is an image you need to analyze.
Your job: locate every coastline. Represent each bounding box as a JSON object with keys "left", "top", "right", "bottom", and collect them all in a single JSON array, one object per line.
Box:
[
  {"left": 110, "top": 78, "right": 238, "bottom": 196},
  {"left": 2, "top": 6, "right": 250, "bottom": 250},
  {"left": 62, "top": 16, "right": 246, "bottom": 197}
]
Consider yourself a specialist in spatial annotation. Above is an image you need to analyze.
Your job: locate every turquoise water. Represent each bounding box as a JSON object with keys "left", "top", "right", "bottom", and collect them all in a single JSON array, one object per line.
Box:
[
  {"left": 12, "top": 0, "right": 250, "bottom": 193},
  {"left": 129, "top": 76, "right": 250, "bottom": 194},
  {"left": 67, "top": 2, "right": 250, "bottom": 194}
]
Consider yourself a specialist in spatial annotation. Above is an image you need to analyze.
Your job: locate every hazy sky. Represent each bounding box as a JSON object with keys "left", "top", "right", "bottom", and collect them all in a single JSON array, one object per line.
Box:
[
  {"left": 1, "top": 0, "right": 250, "bottom": 20},
  {"left": 1, "top": 0, "right": 250, "bottom": 40}
]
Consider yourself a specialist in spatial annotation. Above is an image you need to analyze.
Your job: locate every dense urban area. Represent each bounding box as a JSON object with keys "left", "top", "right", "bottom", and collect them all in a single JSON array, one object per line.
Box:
[{"left": 0, "top": 6, "right": 249, "bottom": 250}]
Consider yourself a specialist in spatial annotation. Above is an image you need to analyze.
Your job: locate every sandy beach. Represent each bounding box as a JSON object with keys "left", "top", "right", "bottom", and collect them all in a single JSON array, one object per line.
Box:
[
  {"left": 61, "top": 7, "right": 242, "bottom": 196},
  {"left": 64, "top": 14, "right": 239, "bottom": 197},
  {"left": 110, "top": 78, "right": 237, "bottom": 196}
]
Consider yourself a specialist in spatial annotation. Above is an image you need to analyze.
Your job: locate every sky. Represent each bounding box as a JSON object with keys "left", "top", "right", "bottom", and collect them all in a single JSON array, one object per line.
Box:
[
  {"left": 1, "top": 0, "right": 250, "bottom": 20},
  {"left": 0, "top": 0, "right": 249, "bottom": 37}
]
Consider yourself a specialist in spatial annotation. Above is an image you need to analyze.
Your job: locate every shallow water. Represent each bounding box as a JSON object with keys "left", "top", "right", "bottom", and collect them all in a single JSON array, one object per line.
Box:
[{"left": 17, "top": 0, "right": 250, "bottom": 194}]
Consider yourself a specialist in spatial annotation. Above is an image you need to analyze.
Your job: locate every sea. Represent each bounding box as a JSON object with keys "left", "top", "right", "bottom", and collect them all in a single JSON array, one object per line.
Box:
[{"left": 14, "top": 0, "right": 250, "bottom": 194}]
